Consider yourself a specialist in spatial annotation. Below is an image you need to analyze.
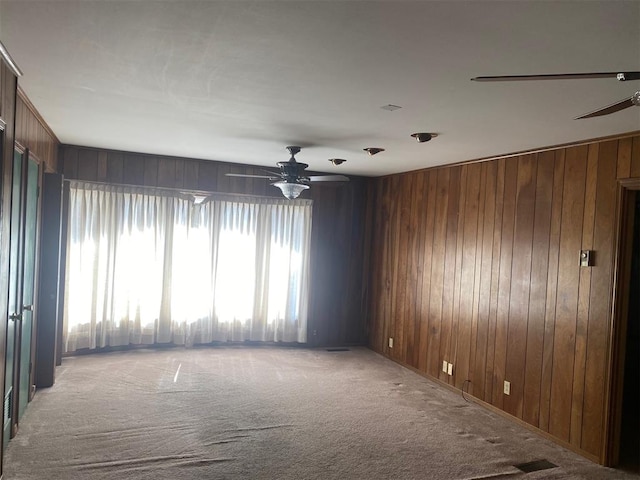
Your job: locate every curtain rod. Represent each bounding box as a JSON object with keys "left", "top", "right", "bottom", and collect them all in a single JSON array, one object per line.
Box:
[{"left": 66, "top": 179, "right": 312, "bottom": 204}]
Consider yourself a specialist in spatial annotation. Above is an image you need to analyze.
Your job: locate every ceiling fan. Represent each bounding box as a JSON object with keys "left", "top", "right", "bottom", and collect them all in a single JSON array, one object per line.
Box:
[
  {"left": 225, "top": 146, "right": 349, "bottom": 199},
  {"left": 471, "top": 71, "right": 640, "bottom": 119}
]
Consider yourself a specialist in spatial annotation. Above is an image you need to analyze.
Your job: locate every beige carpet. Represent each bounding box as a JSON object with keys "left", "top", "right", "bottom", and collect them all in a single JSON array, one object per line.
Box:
[{"left": 4, "top": 347, "right": 637, "bottom": 479}]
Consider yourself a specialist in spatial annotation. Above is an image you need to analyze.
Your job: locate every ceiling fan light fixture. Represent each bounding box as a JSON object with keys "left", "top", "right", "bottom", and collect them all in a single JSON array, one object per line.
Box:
[
  {"left": 273, "top": 181, "right": 309, "bottom": 199},
  {"left": 411, "top": 132, "right": 437, "bottom": 143},
  {"left": 329, "top": 158, "right": 346, "bottom": 165},
  {"left": 364, "top": 147, "right": 385, "bottom": 156}
]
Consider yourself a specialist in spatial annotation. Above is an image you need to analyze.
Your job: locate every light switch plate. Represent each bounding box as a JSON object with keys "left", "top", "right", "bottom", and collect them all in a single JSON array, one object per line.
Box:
[
  {"left": 447, "top": 363, "right": 453, "bottom": 376},
  {"left": 580, "top": 250, "right": 593, "bottom": 267}
]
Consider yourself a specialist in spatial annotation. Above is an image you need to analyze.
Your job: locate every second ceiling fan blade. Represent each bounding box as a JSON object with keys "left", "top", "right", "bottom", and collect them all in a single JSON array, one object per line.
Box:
[
  {"left": 308, "top": 175, "right": 349, "bottom": 182},
  {"left": 575, "top": 97, "right": 635, "bottom": 119},
  {"left": 472, "top": 71, "right": 640, "bottom": 82},
  {"left": 225, "top": 173, "right": 278, "bottom": 179}
]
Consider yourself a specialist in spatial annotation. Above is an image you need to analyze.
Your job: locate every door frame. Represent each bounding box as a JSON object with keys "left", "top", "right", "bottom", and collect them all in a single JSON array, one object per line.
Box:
[
  {"left": 6, "top": 143, "right": 26, "bottom": 440},
  {"left": 25, "top": 149, "right": 42, "bottom": 404},
  {"left": 604, "top": 177, "right": 640, "bottom": 465}
]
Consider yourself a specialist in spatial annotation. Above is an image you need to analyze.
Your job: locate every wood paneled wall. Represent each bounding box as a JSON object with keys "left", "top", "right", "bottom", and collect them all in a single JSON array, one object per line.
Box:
[
  {"left": 15, "top": 88, "right": 59, "bottom": 172},
  {"left": 59, "top": 144, "right": 369, "bottom": 347},
  {"left": 367, "top": 132, "right": 640, "bottom": 461}
]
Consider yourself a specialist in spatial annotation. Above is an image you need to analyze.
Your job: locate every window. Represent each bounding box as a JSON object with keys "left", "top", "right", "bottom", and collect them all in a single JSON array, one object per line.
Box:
[{"left": 64, "top": 183, "right": 312, "bottom": 352}]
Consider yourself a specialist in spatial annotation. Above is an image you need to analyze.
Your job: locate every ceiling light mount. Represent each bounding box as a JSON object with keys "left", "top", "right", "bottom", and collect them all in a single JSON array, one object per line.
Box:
[
  {"left": 329, "top": 158, "right": 347, "bottom": 166},
  {"left": 411, "top": 132, "right": 438, "bottom": 143},
  {"left": 364, "top": 147, "right": 385, "bottom": 156},
  {"left": 286, "top": 145, "right": 301, "bottom": 157}
]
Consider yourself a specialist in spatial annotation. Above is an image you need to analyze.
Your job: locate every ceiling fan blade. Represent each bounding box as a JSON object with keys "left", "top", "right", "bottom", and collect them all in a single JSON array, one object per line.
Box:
[
  {"left": 225, "top": 173, "right": 279, "bottom": 180},
  {"left": 575, "top": 97, "right": 635, "bottom": 119},
  {"left": 471, "top": 71, "right": 640, "bottom": 82},
  {"left": 308, "top": 175, "right": 350, "bottom": 182}
]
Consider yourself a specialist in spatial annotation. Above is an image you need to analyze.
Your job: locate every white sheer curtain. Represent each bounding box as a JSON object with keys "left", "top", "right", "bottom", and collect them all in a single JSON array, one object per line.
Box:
[{"left": 63, "top": 182, "right": 312, "bottom": 352}]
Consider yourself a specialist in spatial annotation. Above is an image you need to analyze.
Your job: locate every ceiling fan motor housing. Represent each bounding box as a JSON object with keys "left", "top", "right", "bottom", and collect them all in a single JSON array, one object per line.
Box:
[
  {"left": 278, "top": 146, "right": 309, "bottom": 182},
  {"left": 277, "top": 160, "right": 309, "bottom": 181}
]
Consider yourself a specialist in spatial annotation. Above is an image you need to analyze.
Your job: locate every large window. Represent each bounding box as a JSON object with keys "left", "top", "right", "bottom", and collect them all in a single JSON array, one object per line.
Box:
[{"left": 64, "top": 182, "right": 312, "bottom": 352}]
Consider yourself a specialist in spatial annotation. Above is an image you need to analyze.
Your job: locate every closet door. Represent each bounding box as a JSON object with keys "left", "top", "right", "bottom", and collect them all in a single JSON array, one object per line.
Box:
[
  {"left": 18, "top": 154, "right": 39, "bottom": 419},
  {"left": 3, "top": 149, "right": 40, "bottom": 445}
]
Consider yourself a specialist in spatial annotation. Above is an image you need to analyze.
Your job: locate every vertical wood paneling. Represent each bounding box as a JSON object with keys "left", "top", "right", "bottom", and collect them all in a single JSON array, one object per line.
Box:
[
  {"left": 367, "top": 131, "right": 640, "bottom": 462},
  {"left": 216, "top": 163, "right": 231, "bottom": 193},
  {"left": 484, "top": 159, "right": 506, "bottom": 403},
  {"left": 123, "top": 153, "right": 144, "bottom": 185},
  {"left": 143, "top": 157, "right": 158, "bottom": 186},
  {"left": 418, "top": 171, "right": 437, "bottom": 373},
  {"left": 426, "top": 168, "right": 449, "bottom": 378},
  {"left": 15, "top": 91, "right": 59, "bottom": 172},
  {"left": 183, "top": 159, "right": 199, "bottom": 189},
  {"left": 174, "top": 158, "right": 185, "bottom": 189},
  {"left": 197, "top": 160, "right": 217, "bottom": 192},
  {"left": 378, "top": 177, "right": 393, "bottom": 353},
  {"left": 106, "top": 151, "right": 124, "bottom": 184},
  {"left": 492, "top": 158, "right": 518, "bottom": 409},
  {"left": 468, "top": 163, "right": 486, "bottom": 393},
  {"left": 473, "top": 161, "right": 497, "bottom": 400},
  {"left": 581, "top": 140, "right": 617, "bottom": 454},
  {"left": 454, "top": 163, "right": 481, "bottom": 388},
  {"left": 389, "top": 177, "right": 403, "bottom": 358},
  {"left": 616, "top": 137, "right": 632, "bottom": 179},
  {"left": 416, "top": 171, "right": 438, "bottom": 372},
  {"left": 570, "top": 144, "right": 598, "bottom": 446},
  {"left": 549, "top": 145, "right": 587, "bottom": 442},
  {"left": 630, "top": 136, "right": 640, "bottom": 177},
  {"left": 449, "top": 166, "right": 467, "bottom": 385},
  {"left": 368, "top": 181, "right": 383, "bottom": 351},
  {"left": 77, "top": 148, "right": 98, "bottom": 180},
  {"left": 522, "top": 150, "right": 554, "bottom": 427},
  {"left": 394, "top": 175, "right": 413, "bottom": 363},
  {"left": 157, "top": 157, "right": 177, "bottom": 188},
  {"left": 96, "top": 151, "right": 108, "bottom": 182},
  {"left": 408, "top": 172, "right": 425, "bottom": 368},
  {"left": 539, "top": 150, "right": 565, "bottom": 433},
  {"left": 504, "top": 155, "right": 537, "bottom": 419},
  {"left": 440, "top": 167, "right": 462, "bottom": 381},
  {"left": 62, "top": 147, "right": 79, "bottom": 179}
]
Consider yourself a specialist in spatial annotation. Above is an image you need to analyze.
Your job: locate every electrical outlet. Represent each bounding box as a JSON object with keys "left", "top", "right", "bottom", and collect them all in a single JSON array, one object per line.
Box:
[
  {"left": 388, "top": 337, "right": 394, "bottom": 348},
  {"left": 504, "top": 380, "right": 511, "bottom": 395},
  {"left": 447, "top": 363, "right": 453, "bottom": 376},
  {"left": 442, "top": 360, "right": 448, "bottom": 373}
]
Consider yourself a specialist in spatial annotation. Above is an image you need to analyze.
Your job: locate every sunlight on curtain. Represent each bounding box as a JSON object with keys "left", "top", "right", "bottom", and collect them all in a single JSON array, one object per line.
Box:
[{"left": 64, "top": 183, "right": 312, "bottom": 352}]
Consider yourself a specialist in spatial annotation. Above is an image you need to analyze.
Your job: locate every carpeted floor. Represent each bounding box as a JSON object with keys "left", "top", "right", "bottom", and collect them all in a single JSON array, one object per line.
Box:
[{"left": 3, "top": 346, "right": 638, "bottom": 479}]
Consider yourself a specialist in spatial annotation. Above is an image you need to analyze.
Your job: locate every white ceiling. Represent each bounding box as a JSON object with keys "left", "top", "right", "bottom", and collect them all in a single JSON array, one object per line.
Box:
[{"left": 1, "top": 1, "right": 639, "bottom": 177}]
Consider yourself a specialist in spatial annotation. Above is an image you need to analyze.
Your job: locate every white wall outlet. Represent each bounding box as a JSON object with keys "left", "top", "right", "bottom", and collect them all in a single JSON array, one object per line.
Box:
[
  {"left": 442, "top": 360, "right": 448, "bottom": 373},
  {"left": 447, "top": 363, "right": 453, "bottom": 376},
  {"left": 388, "top": 337, "right": 394, "bottom": 348},
  {"left": 504, "top": 380, "right": 511, "bottom": 395}
]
